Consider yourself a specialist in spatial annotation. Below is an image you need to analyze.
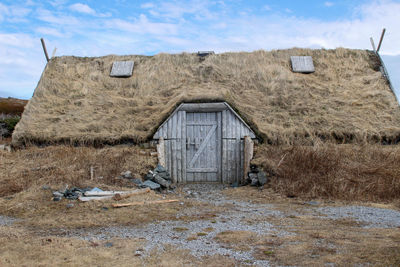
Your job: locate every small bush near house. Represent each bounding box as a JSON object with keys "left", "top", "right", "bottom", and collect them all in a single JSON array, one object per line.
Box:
[{"left": 0, "top": 116, "right": 20, "bottom": 137}]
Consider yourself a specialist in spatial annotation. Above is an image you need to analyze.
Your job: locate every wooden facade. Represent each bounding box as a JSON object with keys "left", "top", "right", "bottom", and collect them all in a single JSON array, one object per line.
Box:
[{"left": 153, "top": 102, "right": 256, "bottom": 184}]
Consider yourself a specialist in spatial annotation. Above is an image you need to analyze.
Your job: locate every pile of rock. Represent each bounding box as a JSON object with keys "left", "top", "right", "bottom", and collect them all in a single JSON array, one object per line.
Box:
[
  {"left": 142, "top": 164, "right": 173, "bottom": 190},
  {"left": 119, "top": 164, "right": 173, "bottom": 191},
  {"left": 52, "top": 186, "right": 92, "bottom": 201},
  {"left": 120, "top": 171, "right": 143, "bottom": 186},
  {"left": 247, "top": 165, "right": 269, "bottom": 187}
]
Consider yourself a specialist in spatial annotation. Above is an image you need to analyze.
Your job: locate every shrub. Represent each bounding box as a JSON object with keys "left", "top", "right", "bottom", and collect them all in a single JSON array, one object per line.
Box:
[{"left": 0, "top": 116, "right": 20, "bottom": 137}]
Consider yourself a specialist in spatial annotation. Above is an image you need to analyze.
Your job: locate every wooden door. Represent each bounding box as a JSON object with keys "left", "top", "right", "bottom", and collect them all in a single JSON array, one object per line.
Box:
[{"left": 186, "top": 112, "right": 221, "bottom": 182}]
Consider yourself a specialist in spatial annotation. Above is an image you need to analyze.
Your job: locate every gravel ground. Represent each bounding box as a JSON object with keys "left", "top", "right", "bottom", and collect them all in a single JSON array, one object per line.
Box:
[
  {"left": 3, "top": 184, "right": 400, "bottom": 265},
  {"left": 0, "top": 215, "right": 17, "bottom": 226},
  {"left": 317, "top": 206, "right": 400, "bottom": 228},
  {"left": 67, "top": 185, "right": 290, "bottom": 266}
]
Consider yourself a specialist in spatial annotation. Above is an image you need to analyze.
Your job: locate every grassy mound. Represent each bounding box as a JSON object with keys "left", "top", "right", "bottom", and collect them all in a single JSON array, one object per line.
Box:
[{"left": 13, "top": 48, "right": 400, "bottom": 145}]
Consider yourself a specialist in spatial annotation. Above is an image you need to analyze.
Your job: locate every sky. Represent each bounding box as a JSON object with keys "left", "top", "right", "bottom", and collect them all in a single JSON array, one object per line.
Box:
[{"left": 0, "top": 0, "right": 400, "bottom": 100}]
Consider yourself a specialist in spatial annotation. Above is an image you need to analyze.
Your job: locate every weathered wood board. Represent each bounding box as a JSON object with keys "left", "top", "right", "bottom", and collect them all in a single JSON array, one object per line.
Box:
[
  {"left": 110, "top": 61, "right": 134, "bottom": 77},
  {"left": 290, "top": 56, "right": 315, "bottom": 73}
]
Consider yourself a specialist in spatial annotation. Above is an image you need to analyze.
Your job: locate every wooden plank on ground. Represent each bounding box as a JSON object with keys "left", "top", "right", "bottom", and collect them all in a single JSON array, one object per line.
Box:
[
  {"left": 112, "top": 199, "right": 179, "bottom": 208},
  {"left": 84, "top": 188, "right": 150, "bottom": 197}
]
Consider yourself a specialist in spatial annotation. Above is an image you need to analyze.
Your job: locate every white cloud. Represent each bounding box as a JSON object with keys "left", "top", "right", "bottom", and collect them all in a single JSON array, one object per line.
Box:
[
  {"left": 263, "top": 5, "right": 271, "bottom": 11},
  {"left": 0, "top": 33, "right": 36, "bottom": 48},
  {"left": 10, "top": 6, "right": 31, "bottom": 17},
  {"left": 37, "top": 8, "right": 80, "bottom": 25},
  {"left": 141, "top": 0, "right": 218, "bottom": 20},
  {"left": 49, "top": 0, "right": 69, "bottom": 8},
  {"left": 325, "top": 2, "right": 334, "bottom": 7},
  {"left": 104, "top": 14, "right": 177, "bottom": 35},
  {"left": 36, "top": 27, "right": 63, "bottom": 37},
  {"left": 0, "top": 3, "right": 31, "bottom": 22},
  {"left": 69, "top": 3, "right": 96, "bottom": 15},
  {"left": 141, "top": 2, "right": 155, "bottom": 9},
  {"left": 0, "top": 3, "right": 9, "bottom": 21}
]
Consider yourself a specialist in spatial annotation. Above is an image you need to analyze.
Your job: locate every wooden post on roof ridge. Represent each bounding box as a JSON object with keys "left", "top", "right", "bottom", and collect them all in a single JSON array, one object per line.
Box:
[
  {"left": 376, "top": 28, "right": 386, "bottom": 53},
  {"left": 370, "top": 37, "right": 376, "bottom": 52},
  {"left": 51, "top": 47, "right": 57, "bottom": 58},
  {"left": 40, "top": 38, "right": 50, "bottom": 62}
]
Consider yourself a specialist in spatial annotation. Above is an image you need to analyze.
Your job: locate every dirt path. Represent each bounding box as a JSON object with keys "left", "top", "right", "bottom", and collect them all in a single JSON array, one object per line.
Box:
[
  {"left": 60, "top": 185, "right": 400, "bottom": 266},
  {"left": 1, "top": 185, "right": 400, "bottom": 266}
]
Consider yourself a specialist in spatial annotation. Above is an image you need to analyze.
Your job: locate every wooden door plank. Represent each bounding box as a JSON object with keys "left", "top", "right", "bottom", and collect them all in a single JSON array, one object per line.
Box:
[
  {"left": 217, "top": 112, "right": 222, "bottom": 182},
  {"left": 188, "top": 125, "right": 217, "bottom": 168},
  {"left": 181, "top": 111, "right": 186, "bottom": 183}
]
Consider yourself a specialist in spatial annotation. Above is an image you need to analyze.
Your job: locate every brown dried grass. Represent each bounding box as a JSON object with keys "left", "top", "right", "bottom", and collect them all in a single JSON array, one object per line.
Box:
[
  {"left": 13, "top": 48, "right": 400, "bottom": 146},
  {"left": 0, "top": 145, "right": 156, "bottom": 198},
  {"left": 253, "top": 144, "right": 400, "bottom": 201},
  {"left": 0, "top": 97, "right": 27, "bottom": 115}
]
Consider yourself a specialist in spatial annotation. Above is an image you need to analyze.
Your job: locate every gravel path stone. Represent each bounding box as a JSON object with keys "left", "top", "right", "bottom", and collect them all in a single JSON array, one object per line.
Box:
[
  {"left": 317, "top": 206, "right": 400, "bottom": 228},
  {"left": 67, "top": 185, "right": 291, "bottom": 266},
  {"left": 0, "top": 215, "right": 17, "bottom": 226}
]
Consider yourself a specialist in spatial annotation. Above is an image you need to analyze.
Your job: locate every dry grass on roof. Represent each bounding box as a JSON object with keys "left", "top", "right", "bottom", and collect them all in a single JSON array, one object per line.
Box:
[{"left": 12, "top": 48, "right": 400, "bottom": 145}]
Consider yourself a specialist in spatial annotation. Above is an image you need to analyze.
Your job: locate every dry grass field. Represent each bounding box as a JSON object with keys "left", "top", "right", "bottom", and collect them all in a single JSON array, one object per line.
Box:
[
  {"left": 253, "top": 143, "right": 400, "bottom": 201},
  {"left": 0, "top": 97, "right": 28, "bottom": 115},
  {"left": 1, "top": 144, "right": 399, "bottom": 266}
]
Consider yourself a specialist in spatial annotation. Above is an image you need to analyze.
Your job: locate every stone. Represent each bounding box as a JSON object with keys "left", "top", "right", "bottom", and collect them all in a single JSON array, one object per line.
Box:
[
  {"left": 141, "top": 180, "right": 161, "bottom": 190},
  {"left": 66, "top": 203, "right": 74, "bottom": 208},
  {"left": 134, "top": 250, "right": 142, "bottom": 257},
  {"left": 104, "top": 242, "right": 113, "bottom": 248},
  {"left": 154, "top": 164, "right": 167, "bottom": 173},
  {"left": 158, "top": 171, "right": 171, "bottom": 181},
  {"left": 131, "top": 178, "right": 143, "bottom": 185},
  {"left": 248, "top": 172, "right": 258, "bottom": 180},
  {"left": 305, "top": 201, "right": 319, "bottom": 206},
  {"left": 145, "top": 173, "right": 154, "bottom": 180},
  {"left": 41, "top": 185, "right": 50, "bottom": 190},
  {"left": 121, "top": 171, "right": 133, "bottom": 179},
  {"left": 250, "top": 178, "right": 259, "bottom": 186},
  {"left": 53, "top": 197, "right": 62, "bottom": 201},
  {"left": 231, "top": 181, "right": 239, "bottom": 188},
  {"left": 153, "top": 174, "right": 171, "bottom": 189},
  {"left": 257, "top": 171, "right": 268, "bottom": 186},
  {"left": 250, "top": 164, "right": 259, "bottom": 173},
  {"left": 53, "top": 191, "right": 64, "bottom": 198}
]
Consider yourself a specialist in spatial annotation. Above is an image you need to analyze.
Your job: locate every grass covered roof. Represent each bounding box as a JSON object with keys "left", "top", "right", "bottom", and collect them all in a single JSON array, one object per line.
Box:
[{"left": 12, "top": 48, "right": 400, "bottom": 145}]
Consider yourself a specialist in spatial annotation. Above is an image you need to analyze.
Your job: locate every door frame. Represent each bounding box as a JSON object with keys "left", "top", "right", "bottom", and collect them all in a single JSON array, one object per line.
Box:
[{"left": 153, "top": 102, "right": 257, "bottom": 183}]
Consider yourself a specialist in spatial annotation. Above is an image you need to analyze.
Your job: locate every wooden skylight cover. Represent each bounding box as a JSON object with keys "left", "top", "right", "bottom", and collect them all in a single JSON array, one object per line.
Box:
[
  {"left": 110, "top": 61, "right": 134, "bottom": 77},
  {"left": 290, "top": 56, "right": 315, "bottom": 73}
]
